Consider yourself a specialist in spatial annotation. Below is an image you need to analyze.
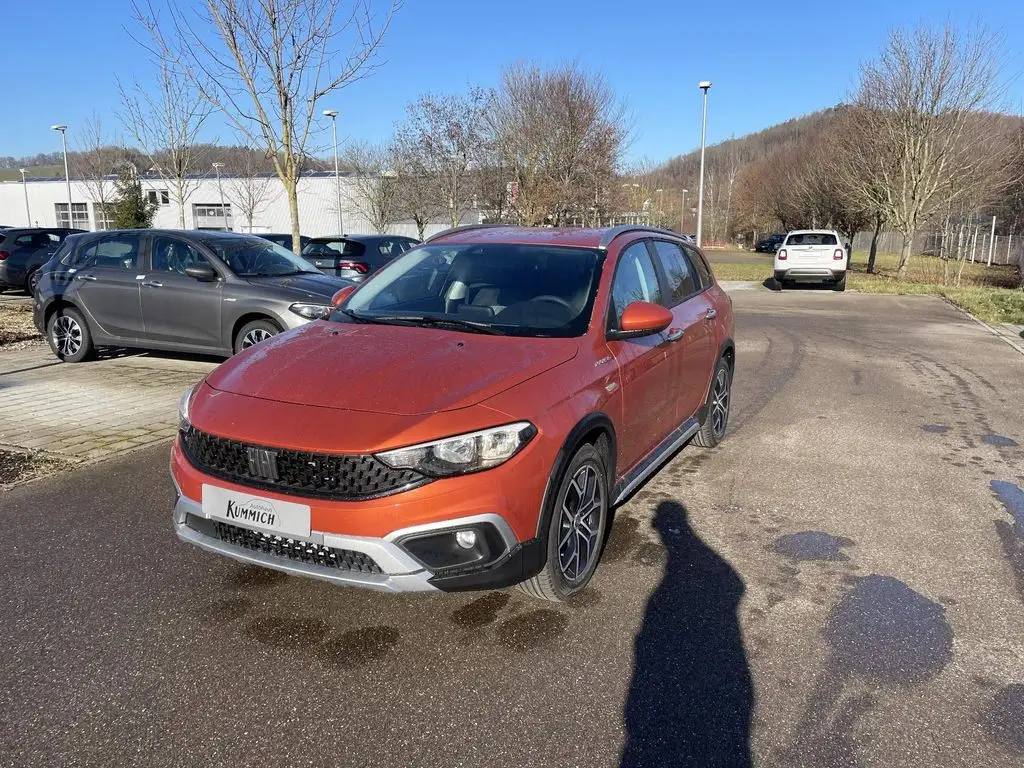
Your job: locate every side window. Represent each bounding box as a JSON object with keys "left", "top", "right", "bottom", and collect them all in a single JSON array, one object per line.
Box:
[
  {"left": 684, "top": 244, "right": 713, "bottom": 289},
  {"left": 14, "top": 234, "right": 36, "bottom": 247},
  {"left": 78, "top": 234, "right": 142, "bottom": 271},
  {"left": 652, "top": 240, "right": 697, "bottom": 305},
  {"left": 152, "top": 236, "right": 208, "bottom": 274},
  {"left": 610, "top": 242, "right": 663, "bottom": 326}
]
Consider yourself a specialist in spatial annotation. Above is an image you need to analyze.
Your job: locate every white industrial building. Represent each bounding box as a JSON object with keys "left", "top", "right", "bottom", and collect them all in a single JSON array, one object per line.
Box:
[{"left": 0, "top": 173, "right": 470, "bottom": 239}]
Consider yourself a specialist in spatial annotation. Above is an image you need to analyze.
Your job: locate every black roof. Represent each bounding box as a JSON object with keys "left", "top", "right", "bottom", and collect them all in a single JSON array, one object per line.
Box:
[{"left": 307, "top": 234, "right": 420, "bottom": 243}]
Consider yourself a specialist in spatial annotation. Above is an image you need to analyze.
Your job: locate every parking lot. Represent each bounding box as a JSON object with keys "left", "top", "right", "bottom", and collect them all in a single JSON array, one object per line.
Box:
[{"left": 1, "top": 289, "right": 1022, "bottom": 767}]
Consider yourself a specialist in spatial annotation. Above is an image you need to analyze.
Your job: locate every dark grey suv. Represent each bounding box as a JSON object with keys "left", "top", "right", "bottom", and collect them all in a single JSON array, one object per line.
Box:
[
  {"left": 0, "top": 228, "right": 85, "bottom": 293},
  {"left": 301, "top": 235, "right": 419, "bottom": 281},
  {"left": 33, "top": 229, "right": 353, "bottom": 363}
]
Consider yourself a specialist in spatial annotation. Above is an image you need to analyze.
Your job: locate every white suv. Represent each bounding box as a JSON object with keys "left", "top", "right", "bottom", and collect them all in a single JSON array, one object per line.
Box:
[{"left": 774, "top": 230, "right": 848, "bottom": 291}]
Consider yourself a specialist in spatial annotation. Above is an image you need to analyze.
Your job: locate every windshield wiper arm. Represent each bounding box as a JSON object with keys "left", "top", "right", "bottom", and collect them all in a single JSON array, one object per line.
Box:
[{"left": 353, "top": 314, "right": 505, "bottom": 335}]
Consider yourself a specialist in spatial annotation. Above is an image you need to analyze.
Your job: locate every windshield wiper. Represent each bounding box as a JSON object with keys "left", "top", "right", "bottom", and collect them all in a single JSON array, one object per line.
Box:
[{"left": 345, "top": 313, "right": 505, "bottom": 335}]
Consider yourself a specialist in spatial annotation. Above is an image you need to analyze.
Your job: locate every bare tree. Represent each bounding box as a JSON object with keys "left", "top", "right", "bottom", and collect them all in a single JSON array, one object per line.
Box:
[
  {"left": 119, "top": 62, "right": 212, "bottom": 228},
  {"left": 395, "top": 88, "right": 491, "bottom": 228},
  {"left": 344, "top": 142, "right": 401, "bottom": 233},
  {"left": 224, "top": 148, "right": 279, "bottom": 232},
  {"left": 133, "top": 0, "right": 399, "bottom": 252},
  {"left": 392, "top": 147, "right": 442, "bottom": 240},
  {"left": 836, "top": 23, "right": 1016, "bottom": 278},
  {"left": 71, "top": 115, "right": 121, "bottom": 229},
  {"left": 487, "top": 62, "right": 629, "bottom": 226}
]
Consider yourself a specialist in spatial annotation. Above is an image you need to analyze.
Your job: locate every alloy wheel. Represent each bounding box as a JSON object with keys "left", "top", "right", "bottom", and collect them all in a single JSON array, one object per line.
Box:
[
  {"left": 711, "top": 368, "right": 730, "bottom": 438},
  {"left": 52, "top": 316, "right": 82, "bottom": 357},
  {"left": 241, "top": 328, "right": 273, "bottom": 349},
  {"left": 557, "top": 464, "right": 604, "bottom": 583}
]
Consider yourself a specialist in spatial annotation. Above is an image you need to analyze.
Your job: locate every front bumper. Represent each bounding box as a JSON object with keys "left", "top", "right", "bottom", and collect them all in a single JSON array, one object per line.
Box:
[{"left": 173, "top": 490, "right": 528, "bottom": 593}]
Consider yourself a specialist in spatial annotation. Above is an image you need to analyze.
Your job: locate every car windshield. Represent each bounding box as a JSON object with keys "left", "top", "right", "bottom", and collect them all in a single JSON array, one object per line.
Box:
[
  {"left": 202, "top": 236, "right": 319, "bottom": 277},
  {"left": 335, "top": 243, "right": 604, "bottom": 338}
]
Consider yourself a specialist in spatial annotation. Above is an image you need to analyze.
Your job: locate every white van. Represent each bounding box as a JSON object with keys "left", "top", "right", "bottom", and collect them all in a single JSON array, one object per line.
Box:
[{"left": 773, "top": 230, "right": 848, "bottom": 291}]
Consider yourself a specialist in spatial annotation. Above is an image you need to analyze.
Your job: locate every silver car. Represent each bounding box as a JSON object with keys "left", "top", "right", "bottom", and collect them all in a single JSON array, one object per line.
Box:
[{"left": 33, "top": 229, "right": 354, "bottom": 362}]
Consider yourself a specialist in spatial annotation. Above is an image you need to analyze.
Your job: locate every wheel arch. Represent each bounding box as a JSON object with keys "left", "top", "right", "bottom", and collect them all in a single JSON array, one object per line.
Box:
[
  {"left": 230, "top": 313, "right": 284, "bottom": 347},
  {"left": 43, "top": 298, "right": 79, "bottom": 330}
]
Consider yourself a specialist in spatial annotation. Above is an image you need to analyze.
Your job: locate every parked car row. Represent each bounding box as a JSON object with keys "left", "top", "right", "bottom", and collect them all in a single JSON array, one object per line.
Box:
[
  {"left": 169, "top": 224, "right": 735, "bottom": 601},
  {"left": 0, "top": 227, "right": 85, "bottom": 293}
]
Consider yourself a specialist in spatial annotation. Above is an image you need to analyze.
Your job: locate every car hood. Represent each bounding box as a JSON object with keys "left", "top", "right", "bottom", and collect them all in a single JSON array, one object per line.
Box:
[
  {"left": 242, "top": 272, "right": 352, "bottom": 300},
  {"left": 205, "top": 321, "right": 579, "bottom": 416}
]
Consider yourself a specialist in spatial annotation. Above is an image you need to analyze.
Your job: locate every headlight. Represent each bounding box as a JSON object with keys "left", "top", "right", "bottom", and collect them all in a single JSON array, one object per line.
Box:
[
  {"left": 376, "top": 422, "right": 536, "bottom": 477},
  {"left": 178, "top": 384, "right": 197, "bottom": 430},
  {"left": 289, "top": 303, "right": 333, "bottom": 319}
]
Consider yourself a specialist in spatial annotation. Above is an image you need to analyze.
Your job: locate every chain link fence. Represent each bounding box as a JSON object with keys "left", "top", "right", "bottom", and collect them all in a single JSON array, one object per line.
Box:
[{"left": 851, "top": 229, "right": 1024, "bottom": 267}]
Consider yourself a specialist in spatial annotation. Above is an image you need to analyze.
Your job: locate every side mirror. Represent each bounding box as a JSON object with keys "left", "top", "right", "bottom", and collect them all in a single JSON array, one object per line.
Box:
[
  {"left": 185, "top": 264, "right": 218, "bottom": 282},
  {"left": 608, "top": 301, "right": 673, "bottom": 340},
  {"left": 331, "top": 285, "right": 356, "bottom": 307}
]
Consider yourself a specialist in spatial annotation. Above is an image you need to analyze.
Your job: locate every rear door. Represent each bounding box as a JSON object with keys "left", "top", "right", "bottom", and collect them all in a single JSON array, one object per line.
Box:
[
  {"left": 140, "top": 235, "right": 224, "bottom": 349},
  {"left": 648, "top": 239, "right": 716, "bottom": 423},
  {"left": 606, "top": 240, "right": 677, "bottom": 471},
  {"left": 68, "top": 233, "right": 146, "bottom": 340},
  {"left": 782, "top": 231, "right": 840, "bottom": 267}
]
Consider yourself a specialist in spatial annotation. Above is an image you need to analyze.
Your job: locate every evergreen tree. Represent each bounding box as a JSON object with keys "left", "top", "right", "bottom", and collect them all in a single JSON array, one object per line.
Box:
[{"left": 110, "top": 169, "right": 157, "bottom": 228}]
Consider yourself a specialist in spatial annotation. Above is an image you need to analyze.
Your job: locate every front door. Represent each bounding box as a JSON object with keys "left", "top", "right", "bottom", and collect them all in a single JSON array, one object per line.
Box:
[
  {"left": 141, "top": 235, "right": 224, "bottom": 349},
  {"left": 70, "top": 232, "right": 146, "bottom": 341},
  {"left": 606, "top": 240, "right": 677, "bottom": 471},
  {"left": 648, "top": 240, "right": 716, "bottom": 423}
]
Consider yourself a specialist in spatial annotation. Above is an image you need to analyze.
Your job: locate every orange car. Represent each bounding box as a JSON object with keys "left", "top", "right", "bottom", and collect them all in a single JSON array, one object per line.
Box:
[{"left": 171, "top": 225, "right": 734, "bottom": 601}]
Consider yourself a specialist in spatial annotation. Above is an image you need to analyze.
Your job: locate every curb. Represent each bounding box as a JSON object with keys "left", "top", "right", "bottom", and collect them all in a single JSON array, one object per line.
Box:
[{"left": 941, "top": 298, "right": 1024, "bottom": 358}]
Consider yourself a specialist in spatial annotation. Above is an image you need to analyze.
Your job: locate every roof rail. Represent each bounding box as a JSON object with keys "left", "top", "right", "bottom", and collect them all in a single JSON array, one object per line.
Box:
[
  {"left": 597, "top": 225, "right": 681, "bottom": 250},
  {"left": 424, "top": 223, "right": 507, "bottom": 243}
]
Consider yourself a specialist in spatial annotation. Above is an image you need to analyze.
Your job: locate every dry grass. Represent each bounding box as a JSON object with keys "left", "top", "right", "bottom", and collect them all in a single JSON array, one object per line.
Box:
[{"left": 0, "top": 302, "right": 43, "bottom": 348}]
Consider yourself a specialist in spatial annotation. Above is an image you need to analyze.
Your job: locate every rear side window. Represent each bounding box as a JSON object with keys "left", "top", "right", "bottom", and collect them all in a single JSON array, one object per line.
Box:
[
  {"left": 651, "top": 240, "right": 697, "bottom": 306},
  {"left": 610, "top": 242, "right": 662, "bottom": 325},
  {"left": 684, "top": 244, "right": 713, "bottom": 288},
  {"left": 303, "top": 240, "right": 365, "bottom": 258},
  {"left": 786, "top": 232, "right": 837, "bottom": 246},
  {"left": 75, "top": 234, "right": 142, "bottom": 270}
]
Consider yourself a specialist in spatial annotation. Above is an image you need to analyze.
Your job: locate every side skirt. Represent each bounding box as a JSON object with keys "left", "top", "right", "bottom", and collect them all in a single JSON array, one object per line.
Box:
[{"left": 611, "top": 417, "right": 701, "bottom": 506}]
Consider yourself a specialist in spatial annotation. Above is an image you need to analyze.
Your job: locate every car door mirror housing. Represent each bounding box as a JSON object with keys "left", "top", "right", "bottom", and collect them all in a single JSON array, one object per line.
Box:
[
  {"left": 331, "top": 285, "right": 356, "bottom": 307},
  {"left": 608, "top": 301, "right": 673, "bottom": 340},
  {"left": 185, "top": 264, "right": 218, "bottom": 282}
]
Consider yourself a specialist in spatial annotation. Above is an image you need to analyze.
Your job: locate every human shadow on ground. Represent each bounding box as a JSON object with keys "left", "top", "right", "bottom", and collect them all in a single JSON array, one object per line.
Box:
[{"left": 620, "top": 500, "right": 754, "bottom": 768}]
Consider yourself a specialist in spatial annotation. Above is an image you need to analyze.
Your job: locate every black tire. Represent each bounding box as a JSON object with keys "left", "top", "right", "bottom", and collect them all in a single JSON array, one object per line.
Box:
[
  {"left": 693, "top": 356, "right": 733, "bottom": 448},
  {"left": 25, "top": 268, "right": 40, "bottom": 296},
  {"left": 47, "top": 305, "right": 94, "bottom": 363},
  {"left": 517, "top": 443, "right": 610, "bottom": 602},
  {"left": 233, "top": 319, "right": 281, "bottom": 354},
  {"left": 833, "top": 274, "right": 847, "bottom": 292}
]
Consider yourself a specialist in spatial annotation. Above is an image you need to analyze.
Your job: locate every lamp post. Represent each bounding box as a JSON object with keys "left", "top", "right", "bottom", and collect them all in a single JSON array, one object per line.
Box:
[
  {"left": 696, "top": 81, "right": 712, "bottom": 248},
  {"left": 323, "top": 109, "right": 344, "bottom": 236},
  {"left": 655, "top": 188, "right": 664, "bottom": 225},
  {"left": 51, "top": 125, "right": 72, "bottom": 228},
  {"left": 680, "top": 188, "right": 688, "bottom": 233},
  {"left": 19, "top": 169, "right": 31, "bottom": 225},
  {"left": 212, "top": 162, "right": 228, "bottom": 230}
]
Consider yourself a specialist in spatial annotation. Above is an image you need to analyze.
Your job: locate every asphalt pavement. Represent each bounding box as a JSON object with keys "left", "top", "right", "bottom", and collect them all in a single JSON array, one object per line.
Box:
[{"left": 1, "top": 290, "right": 1023, "bottom": 768}]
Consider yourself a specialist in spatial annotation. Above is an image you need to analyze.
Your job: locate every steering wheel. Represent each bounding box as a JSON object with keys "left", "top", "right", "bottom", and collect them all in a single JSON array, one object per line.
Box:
[{"left": 531, "top": 295, "right": 573, "bottom": 311}]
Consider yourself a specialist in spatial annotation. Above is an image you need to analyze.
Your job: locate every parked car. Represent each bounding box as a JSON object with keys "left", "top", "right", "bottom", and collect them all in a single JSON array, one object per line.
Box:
[
  {"left": 171, "top": 224, "right": 735, "bottom": 601},
  {"left": 755, "top": 233, "right": 786, "bottom": 253},
  {"left": 774, "top": 229, "right": 848, "bottom": 291},
  {"left": 255, "top": 232, "right": 311, "bottom": 252},
  {"left": 301, "top": 235, "right": 420, "bottom": 282},
  {"left": 679, "top": 233, "right": 697, "bottom": 244},
  {"left": 0, "top": 227, "right": 85, "bottom": 293},
  {"left": 34, "top": 229, "right": 353, "bottom": 362}
]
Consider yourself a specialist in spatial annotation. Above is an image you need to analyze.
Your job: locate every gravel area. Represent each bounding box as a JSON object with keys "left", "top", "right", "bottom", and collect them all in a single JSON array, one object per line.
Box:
[{"left": 0, "top": 303, "right": 43, "bottom": 349}]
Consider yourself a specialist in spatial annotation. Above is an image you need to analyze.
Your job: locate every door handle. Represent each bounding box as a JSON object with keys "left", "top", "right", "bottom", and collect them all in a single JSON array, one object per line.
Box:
[
  {"left": 705, "top": 308, "right": 718, "bottom": 320},
  {"left": 76, "top": 274, "right": 97, "bottom": 281},
  {"left": 143, "top": 281, "right": 164, "bottom": 288},
  {"left": 664, "top": 327, "right": 685, "bottom": 342}
]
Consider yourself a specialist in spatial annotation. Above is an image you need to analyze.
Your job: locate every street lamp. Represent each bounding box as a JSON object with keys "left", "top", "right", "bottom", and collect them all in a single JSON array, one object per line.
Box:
[
  {"left": 322, "top": 109, "right": 344, "bottom": 236},
  {"left": 696, "top": 81, "right": 712, "bottom": 248},
  {"left": 212, "top": 162, "right": 228, "bottom": 230},
  {"left": 51, "top": 125, "right": 72, "bottom": 228},
  {"left": 655, "top": 188, "right": 664, "bottom": 225},
  {"left": 19, "top": 169, "right": 31, "bottom": 225},
  {"left": 681, "top": 188, "right": 689, "bottom": 233}
]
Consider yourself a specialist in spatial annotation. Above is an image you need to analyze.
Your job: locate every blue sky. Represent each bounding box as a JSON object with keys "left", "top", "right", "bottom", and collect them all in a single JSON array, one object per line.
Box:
[{"left": 3, "top": 0, "right": 1023, "bottom": 163}]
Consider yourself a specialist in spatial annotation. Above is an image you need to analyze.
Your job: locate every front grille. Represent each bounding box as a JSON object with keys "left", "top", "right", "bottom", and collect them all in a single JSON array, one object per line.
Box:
[
  {"left": 188, "top": 514, "right": 383, "bottom": 574},
  {"left": 180, "top": 426, "right": 429, "bottom": 501}
]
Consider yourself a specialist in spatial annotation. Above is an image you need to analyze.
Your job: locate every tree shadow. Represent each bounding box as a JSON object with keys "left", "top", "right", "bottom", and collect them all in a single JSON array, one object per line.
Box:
[{"left": 620, "top": 500, "right": 753, "bottom": 768}]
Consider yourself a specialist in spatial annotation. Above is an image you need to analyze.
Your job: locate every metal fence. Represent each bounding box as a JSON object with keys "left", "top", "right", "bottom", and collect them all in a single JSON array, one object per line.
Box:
[{"left": 851, "top": 229, "right": 1024, "bottom": 267}]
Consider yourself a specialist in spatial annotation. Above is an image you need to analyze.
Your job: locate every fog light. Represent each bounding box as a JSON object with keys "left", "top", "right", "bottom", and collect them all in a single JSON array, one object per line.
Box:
[{"left": 455, "top": 530, "right": 477, "bottom": 549}]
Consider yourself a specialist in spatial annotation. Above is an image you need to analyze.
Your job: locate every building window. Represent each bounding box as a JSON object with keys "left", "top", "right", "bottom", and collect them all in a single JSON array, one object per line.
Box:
[
  {"left": 147, "top": 189, "right": 170, "bottom": 206},
  {"left": 192, "top": 203, "right": 233, "bottom": 231},
  {"left": 93, "top": 203, "right": 113, "bottom": 230},
  {"left": 55, "top": 203, "right": 89, "bottom": 229}
]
